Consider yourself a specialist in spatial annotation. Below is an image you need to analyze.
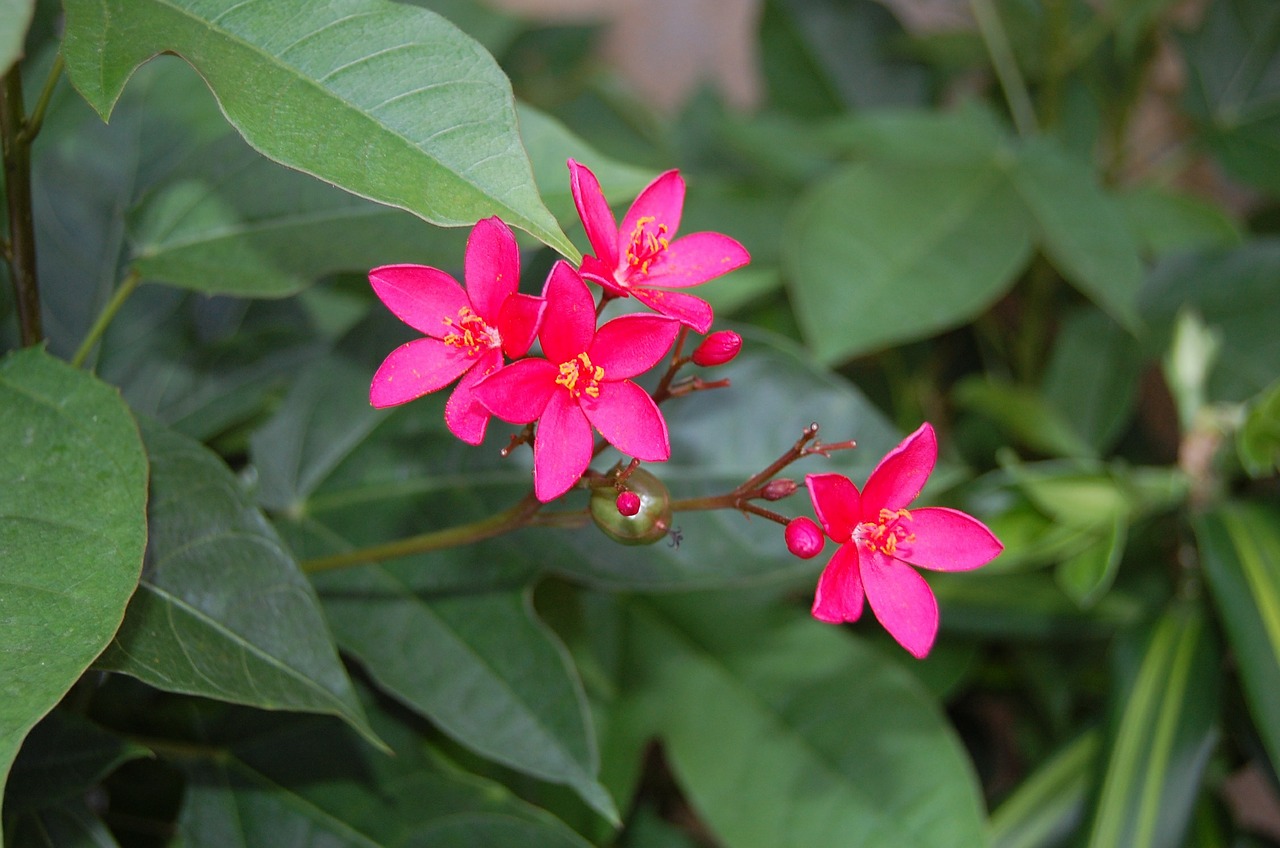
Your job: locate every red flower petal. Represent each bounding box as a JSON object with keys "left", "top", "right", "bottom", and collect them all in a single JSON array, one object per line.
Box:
[
  {"left": 444, "top": 348, "right": 503, "bottom": 445},
  {"left": 641, "top": 232, "right": 750, "bottom": 289},
  {"left": 861, "top": 422, "right": 937, "bottom": 515},
  {"left": 541, "top": 262, "right": 597, "bottom": 363},
  {"left": 369, "top": 338, "right": 474, "bottom": 408},
  {"left": 620, "top": 169, "right": 684, "bottom": 256},
  {"left": 898, "top": 507, "right": 1004, "bottom": 572},
  {"left": 569, "top": 159, "right": 620, "bottom": 270},
  {"left": 472, "top": 358, "right": 558, "bottom": 424},
  {"left": 464, "top": 217, "right": 520, "bottom": 324},
  {"left": 581, "top": 379, "right": 670, "bottom": 461},
  {"left": 369, "top": 265, "right": 469, "bottom": 337},
  {"left": 578, "top": 254, "right": 625, "bottom": 295},
  {"left": 589, "top": 314, "right": 679, "bottom": 379},
  {"left": 805, "top": 473, "right": 860, "bottom": 543},
  {"left": 861, "top": 552, "right": 939, "bottom": 659},
  {"left": 498, "top": 292, "right": 545, "bottom": 360},
  {"left": 811, "top": 543, "right": 864, "bottom": 623},
  {"left": 631, "top": 287, "right": 715, "bottom": 334},
  {"left": 534, "top": 391, "right": 594, "bottom": 502}
]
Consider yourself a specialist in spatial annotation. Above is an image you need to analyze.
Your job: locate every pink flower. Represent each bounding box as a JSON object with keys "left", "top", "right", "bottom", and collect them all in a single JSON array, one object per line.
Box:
[
  {"left": 475, "top": 261, "right": 679, "bottom": 502},
  {"left": 368, "top": 218, "right": 545, "bottom": 445},
  {"left": 802, "top": 423, "right": 1003, "bottom": 658},
  {"left": 568, "top": 159, "right": 750, "bottom": 334}
]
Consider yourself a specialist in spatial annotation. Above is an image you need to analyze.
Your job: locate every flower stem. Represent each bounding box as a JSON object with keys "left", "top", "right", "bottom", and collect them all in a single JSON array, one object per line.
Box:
[
  {"left": 300, "top": 491, "right": 543, "bottom": 573},
  {"left": 72, "top": 269, "right": 142, "bottom": 368},
  {"left": 1, "top": 64, "right": 43, "bottom": 346},
  {"left": 969, "top": 0, "right": 1038, "bottom": 137}
]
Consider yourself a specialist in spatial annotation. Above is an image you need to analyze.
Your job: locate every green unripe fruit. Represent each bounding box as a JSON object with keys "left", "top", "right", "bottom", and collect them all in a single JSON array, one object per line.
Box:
[{"left": 590, "top": 469, "right": 673, "bottom": 546}]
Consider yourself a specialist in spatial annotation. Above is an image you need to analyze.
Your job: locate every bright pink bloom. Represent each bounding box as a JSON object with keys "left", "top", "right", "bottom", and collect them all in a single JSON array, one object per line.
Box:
[
  {"left": 474, "top": 262, "right": 679, "bottom": 503},
  {"left": 803, "top": 423, "right": 1003, "bottom": 659},
  {"left": 785, "top": 517, "right": 825, "bottom": 559},
  {"left": 616, "top": 491, "right": 642, "bottom": 517},
  {"left": 368, "top": 218, "right": 544, "bottom": 445},
  {"left": 568, "top": 159, "right": 750, "bottom": 334}
]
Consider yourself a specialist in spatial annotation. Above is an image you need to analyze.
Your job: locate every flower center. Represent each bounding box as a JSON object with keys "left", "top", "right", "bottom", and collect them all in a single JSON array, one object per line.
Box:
[
  {"left": 442, "top": 307, "right": 501, "bottom": 356},
  {"left": 624, "top": 215, "right": 670, "bottom": 276},
  {"left": 853, "top": 508, "right": 916, "bottom": 557},
  {"left": 555, "top": 352, "right": 605, "bottom": 399}
]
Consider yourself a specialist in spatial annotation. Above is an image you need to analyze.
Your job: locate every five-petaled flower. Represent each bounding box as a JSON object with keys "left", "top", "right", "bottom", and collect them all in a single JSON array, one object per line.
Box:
[
  {"left": 368, "top": 217, "right": 545, "bottom": 445},
  {"left": 802, "top": 423, "right": 1003, "bottom": 658},
  {"left": 568, "top": 159, "right": 750, "bottom": 334},
  {"left": 474, "top": 261, "right": 680, "bottom": 503}
]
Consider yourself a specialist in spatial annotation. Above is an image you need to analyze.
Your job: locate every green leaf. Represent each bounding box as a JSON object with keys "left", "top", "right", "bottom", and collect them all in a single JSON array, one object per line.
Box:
[
  {"left": 954, "top": 376, "right": 1096, "bottom": 458},
  {"left": 1119, "top": 186, "right": 1243, "bottom": 257},
  {"left": 1041, "top": 309, "right": 1145, "bottom": 455},
  {"left": 931, "top": 572, "right": 1143, "bottom": 639},
  {"left": 1181, "top": 0, "right": 1280, "bottom": 194},
  {"left": 0, "top": 348, "right": 147, "bottom": 815},
  {"left": 60, "top": 0, "right": 575, "bottom": 256},
  {"left": 127, "top": 107, "right": 468, "bottom": 298},
  {"left": 1140, "top": 241, "right": 1280, "bottom": 402},
  {"left": 785, "top": 160, "right": 1033, "bottom": 363},
  {"left": 1055, "top": 514, "right": 1127, "bottom": 609},
  {"left": 314, "top": 559, "right": 617, "bottom": 822},
  {"left": 1237, "top": 379, "right": 1280, "bottom": 477},
  {"left": 1, "top": 0, "right": 34, "bottom": 75},
  {"left": 1194, "top": 503, "right": 1280, "bottom": 768},
  {"left": 818, "top": 103, "right": 1008, "bottom": 165},
  {"left": 6, "top": 711, "right": 149, "bottom": 813},
  {"left": 990, "top": 730, "right": 1100, "bottom": 848},
  {"left": 1010, "top": 139, "right": 1144, "bottom": 332},
  {"left": 1087, "top": 603, "right": 1220, "bottom": 848},
  {"left": 95, "top": 421, "right": 379, "bottom": 748},
  {"left": 7, "top": 798, "right": 121, "bottom": 847},
  {"left": 178, "top": 712, "right": 593, "bottom": 848},
  {"left": 627, "top": 595, "right": 989, "bottom": 848}
]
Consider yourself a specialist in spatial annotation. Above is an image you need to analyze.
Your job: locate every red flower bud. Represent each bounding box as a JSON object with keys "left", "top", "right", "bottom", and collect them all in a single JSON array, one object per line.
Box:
[
  {"left": 691, "top": 331, "right": 742, "bottom": 367},
  {"left": 761, "top": 479, "right": 798, "bottom": 501},
  {"left": 785, "top": 517, "right": 825, "bottom": 559},
  {"left": 616, "top": 491, "right": 642, "bottom": 517}
]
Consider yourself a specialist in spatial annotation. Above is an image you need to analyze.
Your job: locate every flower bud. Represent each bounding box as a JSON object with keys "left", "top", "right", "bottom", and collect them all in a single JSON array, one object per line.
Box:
[
  {"left": 761, "top": 478, "right": 798, "bottom": 501},
  {"left": 785, "top": 517, "right": 825, "bottom": 559},
  {"left": 590, "top": 469, "right": 673, "bottom": 545},
  {"left": 691, "top": 331, "right": 742, "bottom": 367},
  {"left": 616, "top": 491, "right": 642, "bottom": 516}
]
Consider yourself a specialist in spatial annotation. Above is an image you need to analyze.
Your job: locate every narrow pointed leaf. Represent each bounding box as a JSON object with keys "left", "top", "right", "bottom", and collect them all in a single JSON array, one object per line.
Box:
[
  {"left": 61, "top": 0, "right": 575, "bottom": 256},
  {"left": 1087, "top": 603, "right": 1220, "bottom": 848},
  {"left": 95, "top": 421, "right": 379, "bottom": 749},
  {"left": 990, "top": 731, "right": 1100, "bottom": 848},
  {"left": 1194, "top": 503, "right": 1280, "bottom": 767},
  {"left": 0, "top": 348, "right": 147, "bottom": 816},
  {"left": 627, "top": 595, "right": 989, "bottom": 848}
]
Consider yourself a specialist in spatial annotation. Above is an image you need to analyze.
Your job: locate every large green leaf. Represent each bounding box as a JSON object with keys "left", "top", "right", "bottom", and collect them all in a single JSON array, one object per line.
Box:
[
  {"left": 0, "top": 348, "right": 147, "bottom": 815},
  {"left": 1, "top": 0, "right": 34, "bottom": 75},
  {"left": 1086, "top": 603, "right": 1220, "bottom": 848},
  {"left": 1194, "top": 503, "right": 1280, "bottom": 768},
  {"left": 313, "top": 558, "right": 616, "bottom": 822},
  {"left": 785, "top": 160, "right": 1033, "bottom": 363},
  {"left": 60, "top": 0, "right": 575, "bottom": 256},
  {"left": 95, "top": 421, "right": 379, "bottom": 748},
  {"left": 1010, "top": 140, "right": 1144, "bottom": 331},
  {"left": 627, "top": 594, "right": 989, "bottom": 848},
  {"left": 177, "top": 711, "right": 593, "bottom": 848}
]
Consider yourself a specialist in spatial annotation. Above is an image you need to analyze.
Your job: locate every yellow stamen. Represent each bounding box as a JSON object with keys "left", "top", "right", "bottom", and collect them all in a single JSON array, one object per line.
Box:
[{"left": 555, "top": 352, "right": 605, "bottom": 399}]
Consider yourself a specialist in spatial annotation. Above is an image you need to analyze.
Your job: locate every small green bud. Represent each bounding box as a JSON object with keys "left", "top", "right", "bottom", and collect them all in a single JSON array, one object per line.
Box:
[{"left": 590, "top": 469, "right": 673, "bottom": 545}]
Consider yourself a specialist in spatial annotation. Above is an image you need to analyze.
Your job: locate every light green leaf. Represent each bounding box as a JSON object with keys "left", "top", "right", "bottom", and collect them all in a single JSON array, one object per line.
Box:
[
  {"left": 1087, "top": 603, "right": 1220, "bottom": 848},
  {"left": 785, "top": 160, "right": 1033, "bottom": 363},
  {"left": 1056, "top": 514, "right": 1127, "bottom": 609},
  {"left": 0, "top": 348, "right": 147, "bottom": 816},
  {"left": 1, "top": 0, "right": 34, "bottom": 75},
  {"left": 818, "top": 103, "right": 1008, "bottom": 165},
  {"left": 627, "top": 595, "right": 989, "bottom": 848},
  {"left": 1194, "top": 503, "right": 1280, "bottom": 767},
  {"left": 95, "top": 421, "right": 379, "bottom": 749},
  {"left": 1011, "top": 139, "right": 1144, "bottom": 332},
  {"left": 954, "top": 376, "right": 1096, "bottom": 458},
  {"left": 990, "top": 731, "right": 1100, "bottom": 848},
  {"left": 313, "top": 552, "right": 617, "bottom": 823},
  {"left": 1119, "top": 186, "right": 1242, "bottom": 257},
  {"left": 1237, "top": 379, "right": 1280, "bottom": 477},
  {"left": 61, "top": 0, "right": 575, "bottom": 256}
]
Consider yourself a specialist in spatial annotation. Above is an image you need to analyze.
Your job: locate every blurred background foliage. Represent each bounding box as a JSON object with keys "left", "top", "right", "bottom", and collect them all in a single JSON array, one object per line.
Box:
[{"left": 3, "top": 0, "right": 1280, "bottom": 845}]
